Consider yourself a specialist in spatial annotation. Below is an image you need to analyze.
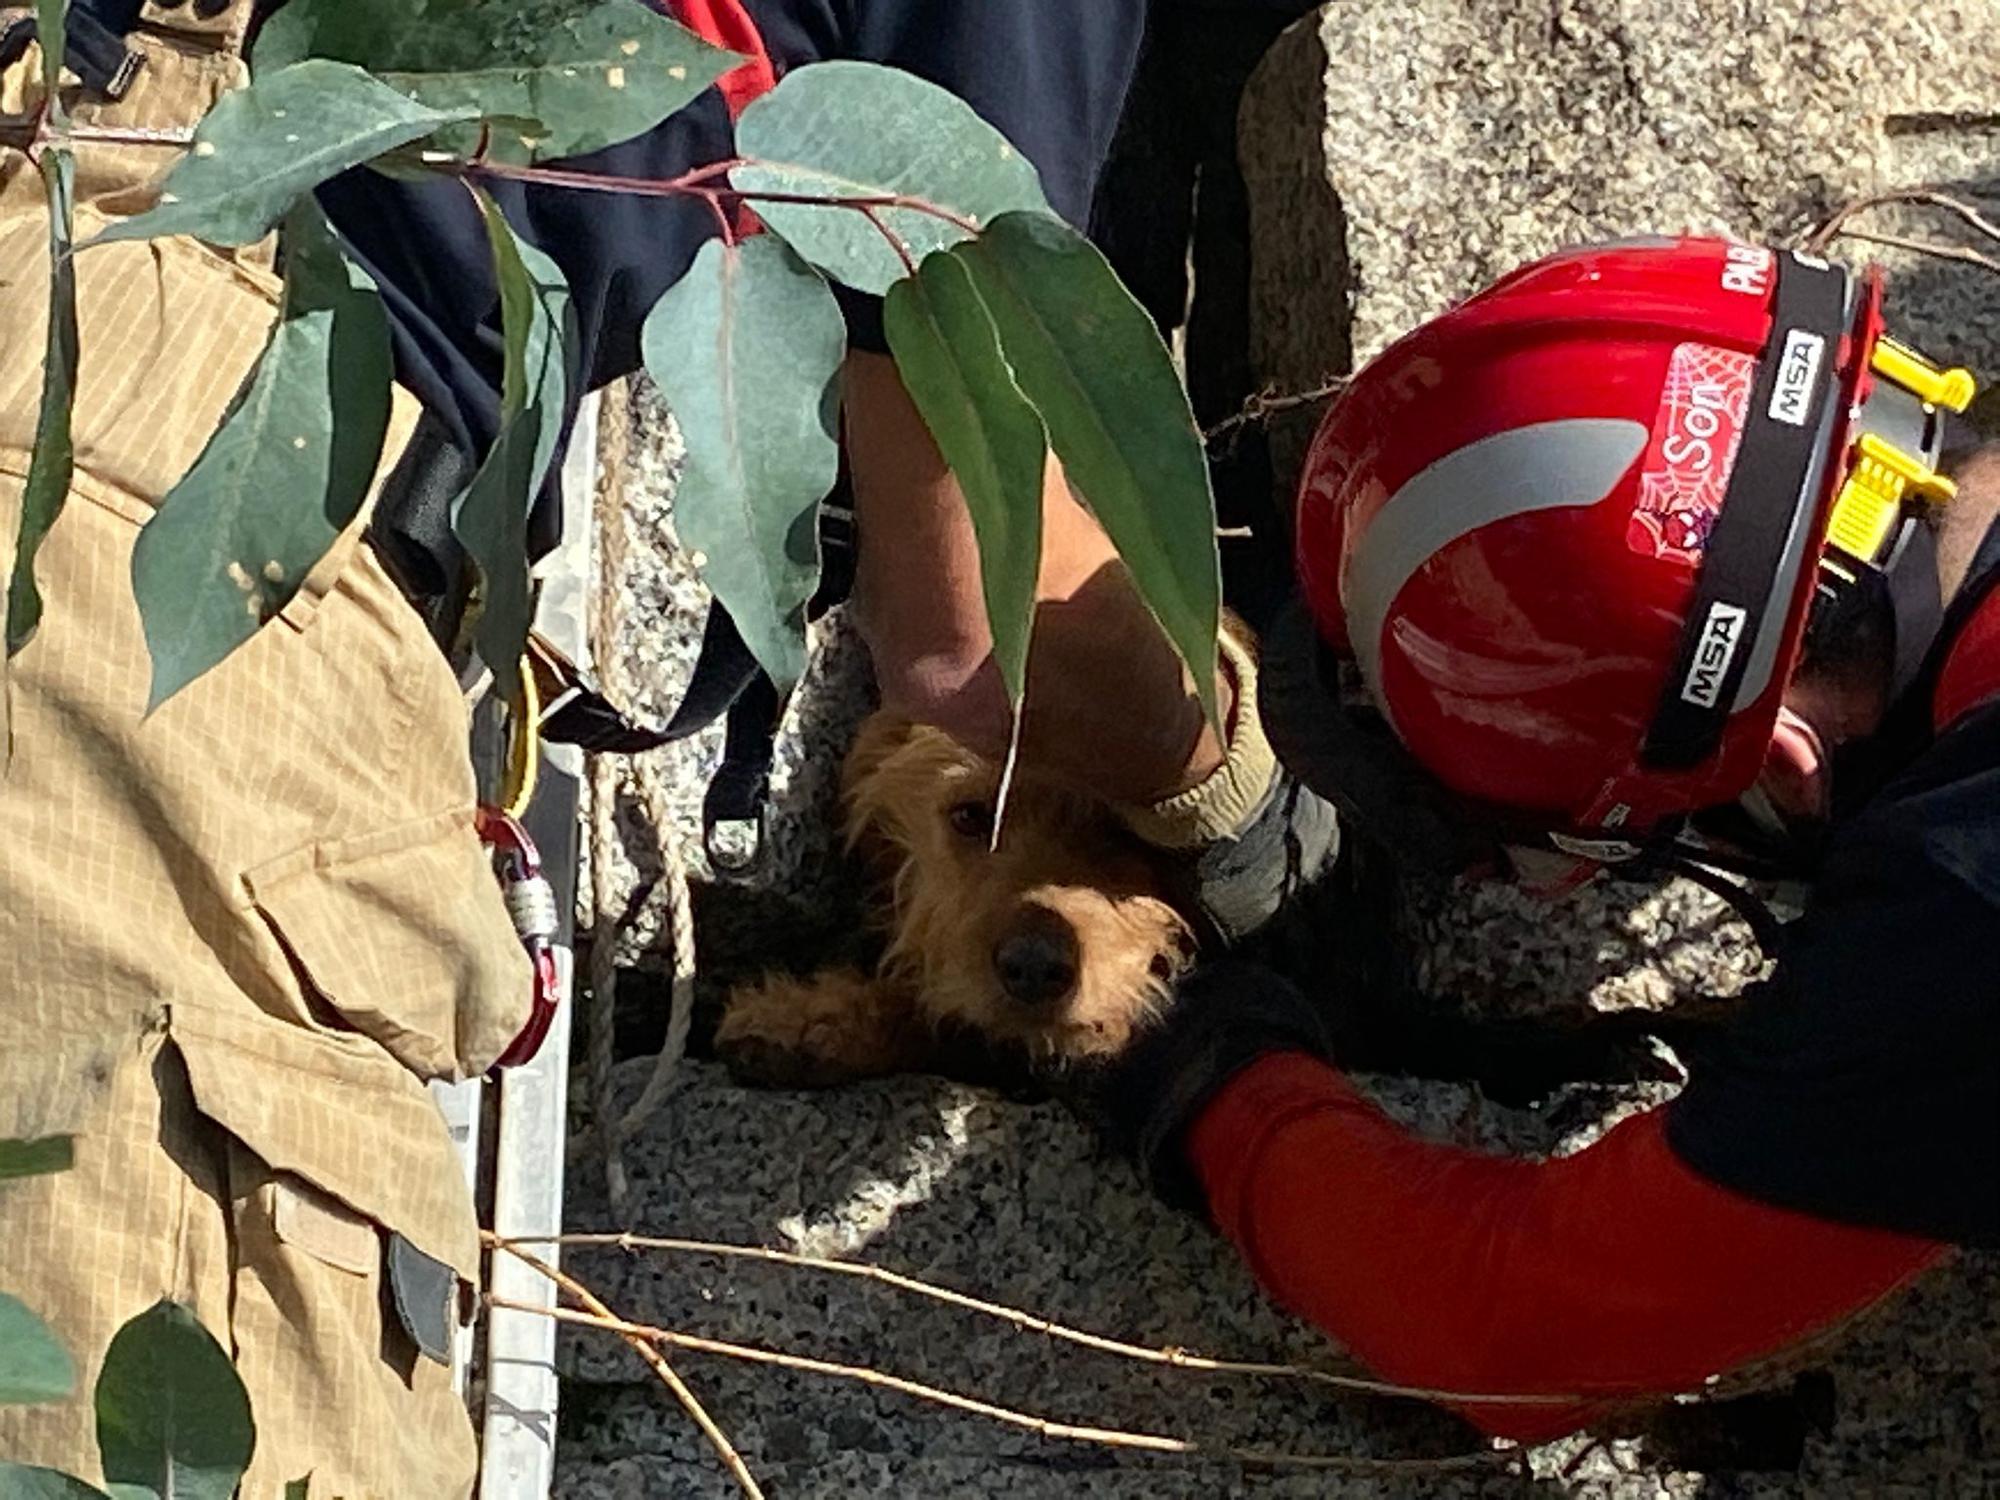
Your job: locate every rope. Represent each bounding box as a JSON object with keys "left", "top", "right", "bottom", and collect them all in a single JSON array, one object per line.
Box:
[
  {"left": 614, "top": 757, "right": 698, "bottom": 1144},
  {"left": 585, "top": 754, "right": 629, "bottom": 1213},
  {"left": 582, "top": 383, "right": 701, "bottom": 1224}
]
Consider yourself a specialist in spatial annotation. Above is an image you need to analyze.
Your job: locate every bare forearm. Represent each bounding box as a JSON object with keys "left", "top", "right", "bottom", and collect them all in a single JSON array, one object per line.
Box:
[{"left": 845, "top": 350, "right": 1228, "bottom": 803}]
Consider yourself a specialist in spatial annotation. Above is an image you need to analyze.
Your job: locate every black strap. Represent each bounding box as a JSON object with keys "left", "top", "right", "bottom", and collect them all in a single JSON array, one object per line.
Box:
[
  {"left": 1882, "top": 517, "right": 1945, "bottom": 702},
  {"left": 1643, "top": 253, "right": 1852, "bottom": 770},
  {"left": 537, "top": 600, "right": 764, "bottom": 752},
  {"left": 701, "top": 672, "right": 780, "bottom": 873}
]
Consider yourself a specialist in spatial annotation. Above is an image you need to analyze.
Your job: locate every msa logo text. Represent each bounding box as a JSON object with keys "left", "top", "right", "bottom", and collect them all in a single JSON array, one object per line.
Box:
[
  {"left": 1767, "top": 330, "right": 1825, "bottom": 426},
  {"left": 1681, "top": 601, "right": 1750, "bottom": 708}
]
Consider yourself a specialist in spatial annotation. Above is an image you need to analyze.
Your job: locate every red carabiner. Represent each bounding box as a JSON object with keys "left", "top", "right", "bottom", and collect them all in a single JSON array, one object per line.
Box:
[{"left": 477, "top": 806, "right": 564, "bottom": 1072}]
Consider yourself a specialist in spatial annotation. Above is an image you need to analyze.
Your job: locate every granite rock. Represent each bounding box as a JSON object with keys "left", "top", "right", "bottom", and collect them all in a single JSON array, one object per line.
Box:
[
  {"left": 552, "top": 1063, "right": 1996, "bottom": 1497},
  {"left": 1240, "top": 0, "right": 2000, "bottom": 474}
]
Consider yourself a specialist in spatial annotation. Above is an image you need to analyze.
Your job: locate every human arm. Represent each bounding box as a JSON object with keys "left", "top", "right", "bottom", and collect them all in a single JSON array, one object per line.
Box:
[
  {"left": 1086, "top": 725, "right": 2000, "bottom": 1440},
  {"left": 1190, "top": 1051, "right": 1941, "bottom": 1443},
  {"left": 845, "top": 350, "right": 1228, "bottom": 803}
]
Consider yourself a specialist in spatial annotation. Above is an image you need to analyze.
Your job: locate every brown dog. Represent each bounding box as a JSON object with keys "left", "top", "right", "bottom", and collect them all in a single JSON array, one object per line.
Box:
[{"left": 715, "top": 713, "right": 1196, "bottom": 1087}]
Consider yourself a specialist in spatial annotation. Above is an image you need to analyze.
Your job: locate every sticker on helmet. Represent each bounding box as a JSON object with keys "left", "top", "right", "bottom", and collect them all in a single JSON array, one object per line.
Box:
[
  {"left": 1681, "top": 600, "right": 1750, "bottom": 708},
  {"left": 1629, "top": 342, "right": 1757, "bottom": 563},
  {"left": 1767, "top": 329, "right": 1827, "bottom": 427}
]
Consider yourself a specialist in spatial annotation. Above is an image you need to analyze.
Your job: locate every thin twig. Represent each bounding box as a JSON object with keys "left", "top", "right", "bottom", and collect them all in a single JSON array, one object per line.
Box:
[
  {"left": 1204, "top": 378, "right": 1350, "bottom": 446},
  {"left": 1801, "top": 183, "right": 2000, "bottom": 282},
  {"left": 485, "top": 1236, "right": 765, "bottom": 1499},
  {"left": 1802, "top": 185, "right": 2000, "bottom": 258},
  {"left": 490, "top": 1296, "right": 1518, "bottom": 1478},
  {"left": 1831, "top": 228, "right": 2000, "bottom": 278},
  {"left": 498, "top": 1231, "right": 1595, "bottom": 1407}
]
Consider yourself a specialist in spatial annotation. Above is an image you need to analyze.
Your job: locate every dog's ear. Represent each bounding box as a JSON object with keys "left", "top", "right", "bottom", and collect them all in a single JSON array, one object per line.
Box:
[{"left": 839, "top": 713, "right": 918, "bottom": 862}]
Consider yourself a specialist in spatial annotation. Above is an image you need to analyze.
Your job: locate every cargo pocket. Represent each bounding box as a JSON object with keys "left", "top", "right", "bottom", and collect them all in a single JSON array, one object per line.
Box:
[
  {"left": 243, "top": 807, "right": 534, "bottom": 1081},
  {"left": 169, "top": 1005, "right": 481, "bottom": 1500}
]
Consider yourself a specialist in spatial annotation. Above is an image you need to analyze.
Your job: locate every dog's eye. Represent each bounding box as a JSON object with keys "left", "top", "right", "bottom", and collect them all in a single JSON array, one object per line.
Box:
[{"left": 948, "top": 800, "right": 995, "bottom": 842}]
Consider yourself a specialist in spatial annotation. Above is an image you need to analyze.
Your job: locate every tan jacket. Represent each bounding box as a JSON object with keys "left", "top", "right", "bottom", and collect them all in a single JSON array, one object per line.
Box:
[{"left": 0, "top": 7, "right": 528, "bottom": 1493}]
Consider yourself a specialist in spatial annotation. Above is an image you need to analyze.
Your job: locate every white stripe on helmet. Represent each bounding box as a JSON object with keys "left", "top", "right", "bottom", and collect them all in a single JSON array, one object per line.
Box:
[{"left": 1347, "top": 418, "right": 1649, "bottom": 730}]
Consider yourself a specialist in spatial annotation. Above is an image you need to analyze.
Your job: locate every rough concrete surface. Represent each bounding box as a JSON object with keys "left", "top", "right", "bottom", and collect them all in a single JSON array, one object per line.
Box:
[{"left": 555, "top": 3, "right": 2000, "bottom": 1492}]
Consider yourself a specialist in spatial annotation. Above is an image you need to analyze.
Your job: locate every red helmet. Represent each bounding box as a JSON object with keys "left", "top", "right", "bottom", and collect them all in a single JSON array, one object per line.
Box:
[{"left": 1292, "top": 236, "right": 1973, "bottom": 860}]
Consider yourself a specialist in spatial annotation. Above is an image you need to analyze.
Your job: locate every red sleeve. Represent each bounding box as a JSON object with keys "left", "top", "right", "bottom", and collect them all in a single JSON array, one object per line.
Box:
[
  {"left": 663, "top": 1, "right": 780, "bottom": 117},
  {"left": 1187, "top": 1053, "right": 1945, "bottom": 1443}
]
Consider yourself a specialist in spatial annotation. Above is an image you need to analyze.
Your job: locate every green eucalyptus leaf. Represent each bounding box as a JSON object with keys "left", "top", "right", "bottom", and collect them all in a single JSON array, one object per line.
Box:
[
  {"left": 452, "top": 190, "right": 572, "bottom": 698},
  {"left": 953, "top": 212, "right": 1220, "bottom": 727},
  {"left": 95, "top": 1301, "right": 253, "bottom": 1500},
  {"left": 0, "top": 1294, "right": 77, "bottom": 1406},
  {"left": 7, "top": 146, "right": 76, "bottom": 658},
  {"left": 35, "top": 0, "right": 66, "bottom": 114},
  {"left": 0, "top": 1463, "right": 108, "bottom": 1498},
  {"left": 133, "top": 203, "right": 393, "bottom": 709},
  {"left": 284, "top": 1478, "right": 310, "bottom": 1499},
  {"left": 641, "top": 235, "right": 844, "bottom": 689},
  {"left": 883, "top": 253, "right": 1045, "bottom": 706},
  {"left": 91, "top": 60, "right": 473, "bottom": 249},
  {"left": 734, "top": 61, "right": 1051, "bottom": 296},
  {"left": 0, "top": 1135, "right": 75, "bottom": 1180},
  {"left": 253, "top": 0, "right": 737, "bottom": 166}
]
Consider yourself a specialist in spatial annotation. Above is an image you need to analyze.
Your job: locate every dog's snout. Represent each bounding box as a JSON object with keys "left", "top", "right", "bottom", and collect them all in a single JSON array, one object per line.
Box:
[{"left": 993, "top": 909, "right": 1081, "bottom": 1007}]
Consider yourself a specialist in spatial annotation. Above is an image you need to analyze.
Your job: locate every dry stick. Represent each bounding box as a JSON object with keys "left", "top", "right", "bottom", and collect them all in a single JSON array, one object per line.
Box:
[
  {"left": 490, "top": 1296, "right": 1518, "bottom": 1479},
  {"left": 487, "top": 1235, "right": 766, "bottom": 1499},
  {"left": 502, "top": 1232, "right": 1599, "bottom": 1408},
  {"left": 1803, "top": 185, "right": 2000, "bottom": 258},
  {"left": 1203, "top": 378, "right": 1350, "bottom": 446},
  {"left": 1831, "top": 227, "right": 2000, "bottom": 278}
]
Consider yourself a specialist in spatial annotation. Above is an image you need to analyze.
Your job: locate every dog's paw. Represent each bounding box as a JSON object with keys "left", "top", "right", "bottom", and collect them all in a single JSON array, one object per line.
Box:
[{"left": 716, "top": 969, "right": 922, "bottom": 1089}]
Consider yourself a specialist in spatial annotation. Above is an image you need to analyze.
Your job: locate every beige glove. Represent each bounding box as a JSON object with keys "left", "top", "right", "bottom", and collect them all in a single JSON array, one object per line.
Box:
[{"left": 1117, "top": 625, "right": 1340, "bottom": 943}]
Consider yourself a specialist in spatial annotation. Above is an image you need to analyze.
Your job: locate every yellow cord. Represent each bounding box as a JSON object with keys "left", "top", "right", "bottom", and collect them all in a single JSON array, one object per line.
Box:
[{"left": 501, "top": 654, "right": 541, "bottom": 821}]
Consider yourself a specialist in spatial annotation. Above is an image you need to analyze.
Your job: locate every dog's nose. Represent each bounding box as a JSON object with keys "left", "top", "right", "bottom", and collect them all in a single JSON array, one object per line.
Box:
[{"left": 993, "top": 912, "right": 1080, "bottom": 1007}]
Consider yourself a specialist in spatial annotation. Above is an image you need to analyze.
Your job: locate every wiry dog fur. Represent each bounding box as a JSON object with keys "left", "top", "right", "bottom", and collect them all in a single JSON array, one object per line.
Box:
[{"left": 716, "top": 713, "right": 1195, "bottom": 1087}]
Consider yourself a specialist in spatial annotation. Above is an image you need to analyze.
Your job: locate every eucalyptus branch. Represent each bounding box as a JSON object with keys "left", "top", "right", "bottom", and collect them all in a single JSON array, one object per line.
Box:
[
  {"left": 448, "top": 153, "right": 984, "bottom": 237},
  {"left": 859, "top": 203, "right": 919, "bottom": 274}
]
